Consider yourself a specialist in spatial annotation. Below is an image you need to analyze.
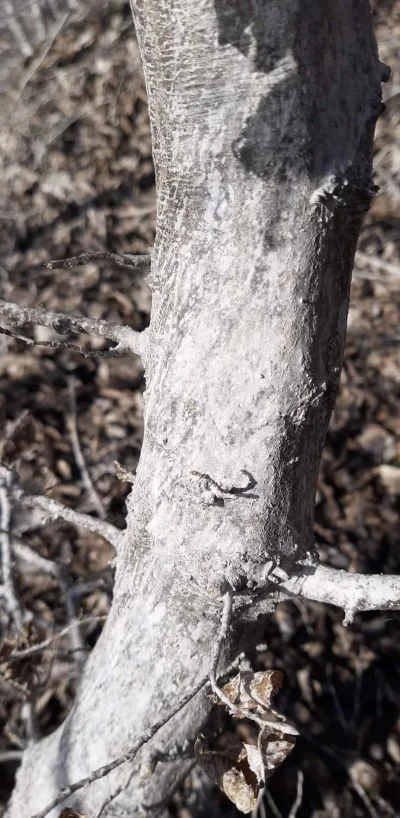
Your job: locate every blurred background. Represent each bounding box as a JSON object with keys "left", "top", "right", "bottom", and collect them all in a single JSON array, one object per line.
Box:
[{"left": 0, "top": 1, "right": 399, "bottom": 816}]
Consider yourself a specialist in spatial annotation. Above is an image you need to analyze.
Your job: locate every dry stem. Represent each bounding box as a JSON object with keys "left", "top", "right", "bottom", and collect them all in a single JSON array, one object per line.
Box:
[{"left": 0, "top": 299, "right": 143, "bottom": 356}]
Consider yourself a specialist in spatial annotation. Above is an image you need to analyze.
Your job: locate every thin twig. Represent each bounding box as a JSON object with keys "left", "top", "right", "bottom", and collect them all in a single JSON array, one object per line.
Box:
[
  {"left": 45, "top": 251, "right": 151, "bottom": 271},
  {"left": 209, "top": 591, "right": 298, "bottom": 735},
  {"left": 0, "top": 299, "right": 142, "bottom": 356},
  {"left": 4, "top": 0, "right": 33, "bottom": 57},
  {"left": 31, "top": 676, "right": 208, "bottom": 818},
  {"left": 97, "top": 767, "right": 135, "bottom": 818},
  {"left": 0, "top": 409, "right": 30, "bottom": 460},
  {"left": 6, "top": 615, "right": 107, "bottom": 662},
  {"left": 351, "top": 780, "right": 380, "bottom": 818},
  {"left": 58, "top": 565, "right": 87, "bottom": 681},
  {"left": 67, "top": 378, "right": 106, "bottom": 519},
  {"left": 0, "top": 465, "right": 121, "bottom": 548},
  {"left": 264, "top": 788, "right": 283, "bottom": 818},
  {"left": 11, "top": 537, "right": 98, "bottom": 678},
  {"left": 209, "top": 589, "right": 236, "bottom": 713},
  {"left": 0, "top": 325, "right": 123, "bottom": 358},
  {"left": 0, "top": 485, "right": 23, "bottom": 630},
  {"left": 0, "top": 750, "right": 23, "bottom": 764},
  {"left": 288, "top": 770, "right": 304, "bottom": 818},
  {"left": 11, "top": 539, "right": 60, "bottom": 576},
  {"left": 31, "top": 594, "right": 239, "bottom": 817}
]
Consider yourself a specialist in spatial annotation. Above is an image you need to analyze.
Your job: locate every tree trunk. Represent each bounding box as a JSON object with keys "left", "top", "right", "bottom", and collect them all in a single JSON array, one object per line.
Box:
[{"left": 9, "top": 1, "right": 383, "bottom": 816}]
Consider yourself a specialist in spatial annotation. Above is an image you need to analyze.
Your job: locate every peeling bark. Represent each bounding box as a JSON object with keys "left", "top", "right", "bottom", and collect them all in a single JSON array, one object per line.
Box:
[{"left": 8, "top": 2, "right": 385, "bottom": 817}]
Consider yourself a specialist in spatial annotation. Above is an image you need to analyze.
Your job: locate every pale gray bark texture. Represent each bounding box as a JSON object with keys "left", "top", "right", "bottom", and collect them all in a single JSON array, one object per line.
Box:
[{"left": 8, "top": 1, "right": 390, "bottom": 817}]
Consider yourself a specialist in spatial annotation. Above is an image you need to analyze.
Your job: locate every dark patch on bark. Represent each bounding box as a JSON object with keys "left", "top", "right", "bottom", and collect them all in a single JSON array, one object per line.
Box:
[
  {"left": 213, "top": 0, "right": 290, "bottom": 73},
  {"left": 214, "top": 0, "right": 379, "bottom": 192},
  {"left": 232, "top": 75, "right": 308, "bottom": 182}
]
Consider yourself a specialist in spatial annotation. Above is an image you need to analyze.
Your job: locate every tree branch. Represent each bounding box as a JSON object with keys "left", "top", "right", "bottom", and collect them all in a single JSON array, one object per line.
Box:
[
  {"left": 66, "top": 378, "right": 106, "bottom": 520},
  {"left": 0, "top": 484, "right": 23, "bottom": 630},
  {"left": 282, "top": 565, "right": 400, "bottom": 624},
  {"left": 29, "top": 590, "right": 240, "bottom": 817},
  {"left": 31, "top": 676, "right": 208, "bottom": 818},
  {"left": 0, "top": 325, "right": 124, "bottom": 358},
  {"left": 0, "top": 466, "right": 121, "bottom": 548},
  {"left": 45, "top": 251, "right": 151, "bottom": 272},
  {"left": 0, "top": 299, "right": 143, "bottom": 356},
  {"left": 5, "top": 615, "right": 107, "bottom": 662}
]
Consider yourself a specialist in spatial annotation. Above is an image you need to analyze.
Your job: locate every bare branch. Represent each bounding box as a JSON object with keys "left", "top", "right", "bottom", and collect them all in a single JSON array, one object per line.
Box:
[
  {"left": 6, "top": 615, "right": 107, "bottom": 662},
  {"left": 0, "top": 484, "right": 23, "bottom": 630},
  {"left": 0, "top": 466, "right": 121, "bottom": 548},
  {"left": 31, "top": 676, "right": 208, "bottom": 818},
  {"left": 209, "top": 589, "right": 236, "bottom": 714},
  {"left": 0, "top": 750, "right": 23, "bottom": 764},
  {"left": 29, "top": 597, "right": 243, "bottom": 817},
  {"left": 11, "top": 539, "right": 60, "bottom": 577},
  {"left": 282, "top": 565, "right": 400, "bottom": 624},
  {"left": 67, "top": 378, "right": 106, "bottom": 520},
  {"left": 45, "top": 251, "right": 151, "bottom": 272},
  {"left": 96, "top": 767, "right": 135, "bottom": 818},
  {"left": 0, "top": 299, "right": 143, "bottom": 356},
  {"left": 288, "top": 770, "right": 304, "bottom": 818},
  {"left": 0, "top": 325, "right": 123, "bottom": 358}
]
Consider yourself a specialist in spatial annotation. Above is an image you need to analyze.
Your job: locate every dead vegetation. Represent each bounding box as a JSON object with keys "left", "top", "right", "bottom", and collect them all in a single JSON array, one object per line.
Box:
[{"left": 0, "top": 1, "right": 399, "bottom": 816}]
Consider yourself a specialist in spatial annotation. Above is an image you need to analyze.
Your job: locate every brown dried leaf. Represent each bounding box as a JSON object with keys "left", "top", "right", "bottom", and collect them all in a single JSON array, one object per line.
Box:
[
  {"left": 195, "top": 735, "right": 261, "bottom": 813},
  {"left": 259, "top": 725, "right": 296, "bottom": 778},
  {"left": 219, "top": 670, "right": 284, "bottom": 720},
  {"left": 58, "top": 810, "right": 88, "bottom": 818}
]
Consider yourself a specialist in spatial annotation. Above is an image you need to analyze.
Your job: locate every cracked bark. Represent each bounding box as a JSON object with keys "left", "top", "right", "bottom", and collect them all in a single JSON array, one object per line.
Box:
[{"left": 8, "top": 2, "right": 388, "bottom": 816}]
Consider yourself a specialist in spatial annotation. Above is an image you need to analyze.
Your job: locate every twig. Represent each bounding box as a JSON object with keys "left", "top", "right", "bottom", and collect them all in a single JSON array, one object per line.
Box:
[
  {"left": 209, "top": 591, "right": 298, "bottom": 735},
  {"left": 97, "top": 767, "right": 135, "bottom": 818},
  {"left": 97, "top": 739, "right": 194, "bottom": 816},
  {"left": 57, "top": 558, "right": 87, "bottom": 681},
  {"left": 6, "top": 615, "right": 107, "bottom": 661},
  {"left": 30, "top": 597, "right": 239, "bottom": 817},
  {"left": 67, "top": 378, "right": 106, "bottom": 519},
  {"left": 11, "top": 539, "right": 60, "bottom": 576},
  {"left": 0, "top": 750, "right": 23, "bottom": 764},
  {"left": 0, "top": 485, "right": 23, "bottom": 630},
  {"left": 288, "top": 771, "right": 304, "bottom": 818},
  {"left": 21, "top": 700, "right": 39, "bottom": 747},
  {"left": 0, "top": 326, "right": 124, "bottom": 358},
  {"left": 0, "top": 465, "right": 121, "bottom": 548},
  {"left": 11, "top": 537, "right": 99, "bottom": 678},
  {"left": 4, "top": 0, "right": 33, "bottom": 57},
  {"left": 0, "top": 409, "right": 30, "bottom": 460},
  {"left": 251, "top": 789, "right": 267, "bottom": 818},
  {"left": 31, "top": 676, "right": 208, "bottom": 818},
  {"left": 0, "top": 299, "right": 142, "bottom": 356},
  {"left": 45, "top": 251, "right": 151, "bottom": 271},
  {"left": 209, "top": 589, "right": 236, "bottom": 713},
  {"left": 264, "top": 788, "right": 283, "bottom": 818},
  {"left": 351, "top": 780, "right": 380, "bottom": 818},
  {"left": 280, "top": 565, "right": 400, "bottom": 623}
]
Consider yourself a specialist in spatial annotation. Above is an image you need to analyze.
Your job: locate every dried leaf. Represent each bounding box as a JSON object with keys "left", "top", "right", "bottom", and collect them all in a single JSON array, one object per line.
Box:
[
  {"left": 219, "top": 670, "right": 285, "bottom": 723},
  {"left": 195, "top": 735, "right": 261, "bottom": 813},
  {"left": 259, "top": 725, "right": 296, "bottom": 778},
  {"left": 199, "top": 671, "right": 297, "bottom": 811},
  {"left": 58, "top": 810, "right": 88, "bottom": 818}
]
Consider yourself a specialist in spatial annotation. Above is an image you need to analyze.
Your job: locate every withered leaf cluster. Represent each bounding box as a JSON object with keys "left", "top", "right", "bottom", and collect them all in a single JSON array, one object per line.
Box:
[{"left": 195, "top": 671, "right": 296, "bottom": 813}]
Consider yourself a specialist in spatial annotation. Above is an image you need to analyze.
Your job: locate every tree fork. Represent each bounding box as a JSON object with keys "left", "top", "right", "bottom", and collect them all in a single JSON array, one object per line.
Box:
[{"left": 8, "top": 2, "right": 391, "bottom": 816}]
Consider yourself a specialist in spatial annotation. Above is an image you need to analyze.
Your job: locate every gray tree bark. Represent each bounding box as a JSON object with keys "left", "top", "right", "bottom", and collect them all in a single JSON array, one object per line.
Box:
[{"left": 7, "top": 1, "right": 393, "bottom": 817}]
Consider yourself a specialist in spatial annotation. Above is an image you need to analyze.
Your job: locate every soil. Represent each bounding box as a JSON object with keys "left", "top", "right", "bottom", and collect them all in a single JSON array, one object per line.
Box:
[{"left": 0, "top": 2, "right": 399, "bottom": 816}]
